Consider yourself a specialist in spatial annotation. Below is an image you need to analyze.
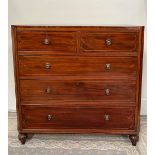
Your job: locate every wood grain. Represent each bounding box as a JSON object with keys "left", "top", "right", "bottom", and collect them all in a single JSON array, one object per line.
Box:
[
  {"left": 18, "top": 55, "right": 138, "bottom": 78},
  {"left": 11, "top": 26, "right": 144, "bottom": 146},
  {"left": 21, "top": 105, "right": 135, "bottom": 130},
  {"left": 17, "top": 30, "right": 77, "bottom": 53},
  {"left": 20, "top": 79, "right": 136, "bottom": 102},
  {"left": 80, "top": 32, "right": 138, "bottom": 52}
]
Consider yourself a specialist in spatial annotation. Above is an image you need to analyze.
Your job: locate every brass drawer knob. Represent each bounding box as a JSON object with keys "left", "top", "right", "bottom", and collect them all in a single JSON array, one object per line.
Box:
[
  {"left": 105, "top": 38, "right": 112, "bottom": 46},
  {"left": 104, "top": 114, "right": 110, "bottom": 121},
  {"left": 105, "top": 64, "right": 111, "bottom": 70},
  {"left": 47, "top": 114, "right": 53, "bottom": 121},
  {"left": 45, "top": 87, "right": 52, "bottom": 94},
  {"left": 105, "top": 88, "right": 110, "bottom": 96},
  {"left": 45, "top": 63, "right": 51, "bottom": 69},
  {"left": 43, "top": 38, "right": 49, "bottom": 45}
]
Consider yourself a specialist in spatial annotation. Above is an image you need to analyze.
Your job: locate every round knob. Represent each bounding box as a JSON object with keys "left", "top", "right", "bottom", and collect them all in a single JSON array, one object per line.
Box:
[
  {"left": 105, "top": 64, "right": 111, "bottom": 70},
  {"left": 104, "top": 114, "right": 110, "bottom": 121},
  {"left": 105, "top": 88, "right": 110, "bottom": 96},
  {"left": 45, "top": 63, "right": 51, "bottom": 69},
  {"left": 47, "top": 114, "right": 53, "bottom": 121},
  {"left": 43, "top": 38, "right": 49, "bottom": 45},
  {"left": 105, "top": 39, "right": 112, "bottom": 46},
  {"left": 45, "top": 87, "right": 52, "bottom": 94}
]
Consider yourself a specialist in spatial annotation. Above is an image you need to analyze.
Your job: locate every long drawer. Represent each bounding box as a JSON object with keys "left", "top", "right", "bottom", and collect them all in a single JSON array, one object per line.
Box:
[
  {"left": 20, "top": 79, "right": 136, "bottom": 102},
  {"left": 18, "top": 56, "right": 137, "bottom": 78},
  {"left": 21, "top": 105, "right": 135, "bottom": 130}
]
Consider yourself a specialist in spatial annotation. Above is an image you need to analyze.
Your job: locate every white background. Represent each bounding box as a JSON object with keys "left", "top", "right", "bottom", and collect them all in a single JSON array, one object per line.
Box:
[{"left": 8, "top": 0, "right": 147, "bottom": 114}]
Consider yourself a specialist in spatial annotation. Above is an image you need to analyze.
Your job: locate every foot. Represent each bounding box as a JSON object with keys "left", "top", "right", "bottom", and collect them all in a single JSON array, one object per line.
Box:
[
  {"left": 18, "top": 133, "right": 27, "bottom": 144},
  {"left": 129, "top": 134, "right": 139, "bottom": 146}
]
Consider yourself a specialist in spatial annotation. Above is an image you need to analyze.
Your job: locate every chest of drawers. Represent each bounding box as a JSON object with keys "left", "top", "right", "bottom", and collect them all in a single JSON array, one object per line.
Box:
[{"left": 11, "top": 26, "right": 144, "bottom": 146}]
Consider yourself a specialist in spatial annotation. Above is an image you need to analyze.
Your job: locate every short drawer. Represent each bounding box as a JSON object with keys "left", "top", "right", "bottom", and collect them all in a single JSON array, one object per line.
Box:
[
  {"left": 19, "top": 56, "right": 137, "bottom": 78},
  {"left": 17, "top": 30, "right": 76, "bottom": 53},
  {"left": 21, "top": 105, "right": 135, "bottom": 130},
  {"left": 20, "top": 79, "right": 136, "bottom": 102},
  {"left": 80, "top": 32, "right": 138, "bottom": 54}
]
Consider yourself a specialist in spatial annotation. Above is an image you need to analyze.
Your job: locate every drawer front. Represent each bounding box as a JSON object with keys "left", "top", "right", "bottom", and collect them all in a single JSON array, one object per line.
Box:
[
  {"left": 21, "top": 105, "right": 135, "bottom": 130},
  {"left": 80, "top": 32, "right": 138, "bottom": 53},
  {"left": 17, "top": 31, "right": 76, "bottom": 53},
  {"left": 20, "top": 80, "right": 136, "bottom": 102},
  {"left": 19, "top": 56, "right": 137, "bottom": 78}
]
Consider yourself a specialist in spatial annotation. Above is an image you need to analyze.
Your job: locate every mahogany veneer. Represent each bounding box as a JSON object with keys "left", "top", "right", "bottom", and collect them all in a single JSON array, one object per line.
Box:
[{"left": 11, "top": 26, "right": 144, "bottom": 146}]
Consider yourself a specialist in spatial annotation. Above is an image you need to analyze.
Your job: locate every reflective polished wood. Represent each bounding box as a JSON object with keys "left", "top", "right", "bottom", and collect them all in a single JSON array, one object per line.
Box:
[{"left": 12, "top": 26, "right": 144, "bottom": 145}]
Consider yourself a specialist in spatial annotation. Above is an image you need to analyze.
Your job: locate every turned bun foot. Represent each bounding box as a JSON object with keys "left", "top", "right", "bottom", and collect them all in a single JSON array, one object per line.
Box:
[
  {"left": 18, "top": 133, "right": 27, "bottom": 144},
  {"left": 129, "top": 134, "right": 139, "bottom": 146}
]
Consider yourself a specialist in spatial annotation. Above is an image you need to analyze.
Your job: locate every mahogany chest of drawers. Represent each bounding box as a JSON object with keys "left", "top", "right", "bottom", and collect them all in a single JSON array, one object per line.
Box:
[{"left": 11, "top": 26, "right": 144, "bottom": 146}]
